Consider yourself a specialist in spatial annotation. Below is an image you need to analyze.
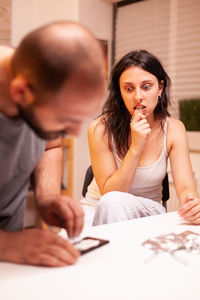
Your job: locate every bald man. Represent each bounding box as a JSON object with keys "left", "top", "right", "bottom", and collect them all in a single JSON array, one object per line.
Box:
[{"left": 0, "top": 21, "right": 105, "bottom": 267}]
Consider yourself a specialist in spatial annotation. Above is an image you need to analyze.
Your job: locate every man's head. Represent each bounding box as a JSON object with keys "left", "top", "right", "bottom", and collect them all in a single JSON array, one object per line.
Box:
[{"left": 10, "top": 21, "right": 106, "bottom": 139}]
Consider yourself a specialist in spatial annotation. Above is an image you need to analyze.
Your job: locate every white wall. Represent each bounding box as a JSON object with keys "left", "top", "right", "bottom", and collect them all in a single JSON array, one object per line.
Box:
[
  {"left": 11, "top": 0, "right": 79, "bottom": 46},
  {"left": 11, "top": 0, "right": 35, "bottom": 46},
  {"left": 11, "top": 0, "right": 113, "bottom": 201},
  {"left": 35, "top": 0, "right": 79, "bottom": 25}
]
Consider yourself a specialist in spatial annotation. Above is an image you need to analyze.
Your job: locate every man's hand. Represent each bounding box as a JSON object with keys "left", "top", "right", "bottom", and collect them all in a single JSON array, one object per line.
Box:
[
  {"left": 0, "top": 229, "right": 80, "bottom": 267},
  {"left": 178, "top": 193, "right": 200, "bottom": 225},
  {"left": 37, "top": 195, "right": 84, "bottom": 238},
  {"left": 33, "top": 138, "right": 84, "bottom": 238}
]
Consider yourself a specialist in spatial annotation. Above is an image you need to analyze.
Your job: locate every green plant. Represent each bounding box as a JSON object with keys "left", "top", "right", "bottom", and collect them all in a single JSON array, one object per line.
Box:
[{"left": 179, "top": 99, "right": 200, "bottom": 131}]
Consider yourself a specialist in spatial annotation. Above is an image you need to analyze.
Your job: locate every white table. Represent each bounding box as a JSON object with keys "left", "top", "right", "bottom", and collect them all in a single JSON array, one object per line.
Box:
[{"left": 1, "top": 212, "right": 200, "bottom": 300}]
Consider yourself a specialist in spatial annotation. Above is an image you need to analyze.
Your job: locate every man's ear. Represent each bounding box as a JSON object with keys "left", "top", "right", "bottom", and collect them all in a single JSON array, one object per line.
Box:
[{"left": 10, "top": 76, "right": 35, "bottom": 107}]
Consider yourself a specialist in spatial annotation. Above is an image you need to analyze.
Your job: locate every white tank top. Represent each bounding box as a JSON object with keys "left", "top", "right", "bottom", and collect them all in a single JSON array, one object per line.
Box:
[{"left": 86, "top": 118, "right": 169, "bottom": 203}]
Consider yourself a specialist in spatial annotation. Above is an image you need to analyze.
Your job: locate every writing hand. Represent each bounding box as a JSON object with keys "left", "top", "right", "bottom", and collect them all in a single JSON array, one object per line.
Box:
[
  {"left": 0, "top": 229, "right": 79, "bottom": 267},
  {"left": 38, "top": 195, "right": 84, "bottom": 238}
]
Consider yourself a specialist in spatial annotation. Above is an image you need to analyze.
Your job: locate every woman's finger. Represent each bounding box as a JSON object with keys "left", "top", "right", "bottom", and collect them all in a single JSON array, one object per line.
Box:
[
  {"left": 179, "top": 198, "right": 199, "bottom": 216},
  {"left": 130, "top": 111, "right": 145, "bottom": 124}
]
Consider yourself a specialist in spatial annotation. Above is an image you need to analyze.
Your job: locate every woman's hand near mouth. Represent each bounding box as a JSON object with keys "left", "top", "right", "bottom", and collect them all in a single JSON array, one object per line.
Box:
[{"left": 130, "top": 107, "right": 151, "bottom": 153}]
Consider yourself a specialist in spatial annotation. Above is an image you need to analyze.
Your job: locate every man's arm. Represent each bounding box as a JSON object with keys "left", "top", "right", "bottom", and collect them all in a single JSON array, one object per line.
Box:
[
  {"left": 33, "top": 137, "right": 63, "bottom": 200},
  {"left": 0, "top": 137, "right": 82, "bottom": 266},
  {"left": 33, "top": 137, "right": 84, "bottom": 238}
]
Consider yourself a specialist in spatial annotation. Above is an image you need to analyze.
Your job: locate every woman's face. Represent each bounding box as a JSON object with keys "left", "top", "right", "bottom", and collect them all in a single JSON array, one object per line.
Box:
[{"left": 119, "top": 66, "right": 163, "bottom": 119}]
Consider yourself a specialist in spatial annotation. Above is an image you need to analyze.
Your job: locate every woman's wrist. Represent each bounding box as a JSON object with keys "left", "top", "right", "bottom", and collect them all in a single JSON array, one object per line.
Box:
[{"left": 129, "top": 144, "right": 142, "bottom": 158}]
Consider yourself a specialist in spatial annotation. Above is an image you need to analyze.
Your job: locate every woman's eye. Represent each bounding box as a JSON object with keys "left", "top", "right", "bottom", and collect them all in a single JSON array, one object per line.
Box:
[
  {"left": 143, "top": 84, "right": 151, "bottom": 90},
  {"left": 125, "top": 86, "right": 133, "bottom": 92}
]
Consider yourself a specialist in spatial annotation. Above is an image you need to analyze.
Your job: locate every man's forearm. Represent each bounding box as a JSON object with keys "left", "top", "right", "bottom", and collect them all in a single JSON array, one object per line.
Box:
[
  {"left": 0, "top": 230, "right": 14, "bottom": 262},
  {"left": 33, "top": 141, "right": 63, "bottom": 204}
]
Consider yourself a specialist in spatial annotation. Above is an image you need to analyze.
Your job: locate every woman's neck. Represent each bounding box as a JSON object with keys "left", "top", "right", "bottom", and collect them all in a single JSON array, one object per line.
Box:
[{"left": 146, "top": 113, "right": 159, "bottom": 129}]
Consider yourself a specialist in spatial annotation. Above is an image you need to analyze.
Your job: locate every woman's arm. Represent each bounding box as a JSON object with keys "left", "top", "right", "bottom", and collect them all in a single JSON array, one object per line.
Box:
[
  {"left": 88, "top": 113, "right": 150, "bottom": 195},
  {"left": 168, "top": 118, "right": 200, "bottom": 224}
]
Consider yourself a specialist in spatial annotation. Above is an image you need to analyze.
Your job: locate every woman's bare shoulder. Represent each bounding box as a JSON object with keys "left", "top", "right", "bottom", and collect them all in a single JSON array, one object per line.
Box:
[
  {"left": 167, "top": 117, "right": 187, "bottom": 152},
  {"left": 88, "top": 117, "right": 110, "bottom": 149},
  {"left": 167, "top": 116, "right": 186, "bottom": 132},
  {"left": 88, "top": 117, "right": 105, "bottom": 137}
]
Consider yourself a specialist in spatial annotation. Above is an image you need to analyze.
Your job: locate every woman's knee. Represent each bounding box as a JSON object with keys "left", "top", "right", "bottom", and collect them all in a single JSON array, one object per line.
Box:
[
  {"left": 98, "top": 191, "right": 118, "bottom": 210},
  {"left": 93, "top": 191, "right": 133, "bottom": 225},
  {"left": 97, "top": 191, "right": 133, "bottom": 213}
]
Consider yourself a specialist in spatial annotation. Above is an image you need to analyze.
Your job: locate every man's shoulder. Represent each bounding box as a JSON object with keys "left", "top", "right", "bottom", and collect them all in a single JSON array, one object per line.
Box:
[
  {"left": 0, "top": 45, "right": 14, "bottom": 56},
  {"left": 0, "top": 46, "right": 14, "bottom": 65}
]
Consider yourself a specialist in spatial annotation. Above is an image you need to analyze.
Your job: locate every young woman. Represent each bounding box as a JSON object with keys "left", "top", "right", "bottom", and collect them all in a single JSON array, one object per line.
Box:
[{"left": 81, "top": 50, "right": 200, "bottom": 226}]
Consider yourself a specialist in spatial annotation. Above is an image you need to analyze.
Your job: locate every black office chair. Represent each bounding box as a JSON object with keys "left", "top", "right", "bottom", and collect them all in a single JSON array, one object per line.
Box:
[
  {"left": 82, "top": 165, "right": 170, "bottom": 209},
  {"left": 82, "top": 165, "right": 94, "bottom": 198},
  {"left": 161, "top": 171, "right": 170, "bottom": 209}
]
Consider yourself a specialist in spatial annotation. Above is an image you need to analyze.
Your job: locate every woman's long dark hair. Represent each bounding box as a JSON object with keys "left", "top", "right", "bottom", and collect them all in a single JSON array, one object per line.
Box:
[{"left": 99, "top": 50, "right": 171, "bottom": 156}]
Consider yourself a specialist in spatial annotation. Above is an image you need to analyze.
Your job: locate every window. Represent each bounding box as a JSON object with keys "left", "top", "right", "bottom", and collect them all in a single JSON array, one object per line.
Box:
[{"left": 114, "top": 0, "right": 200, "bottom": 117}]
